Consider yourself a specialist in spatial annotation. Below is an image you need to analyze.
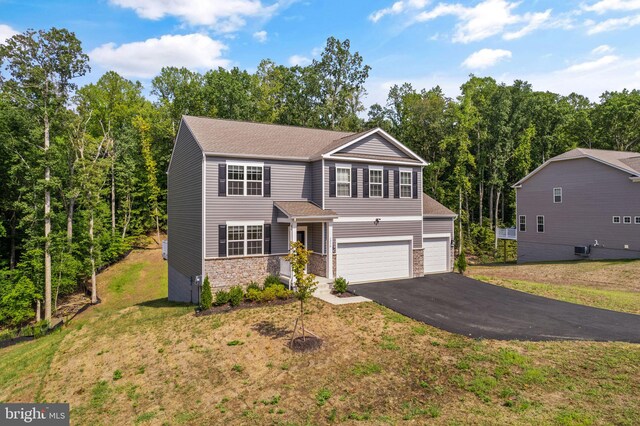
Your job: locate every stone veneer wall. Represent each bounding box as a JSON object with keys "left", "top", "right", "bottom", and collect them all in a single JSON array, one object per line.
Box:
[
  {"left": 412, "top": 248, "right": 424, "bottom": 277},
  {"left": 204, "top": 255, "right": 280, "bottom": 289},
  {"left": 308, "top": 253, "right": 327, "bottom": 277}
]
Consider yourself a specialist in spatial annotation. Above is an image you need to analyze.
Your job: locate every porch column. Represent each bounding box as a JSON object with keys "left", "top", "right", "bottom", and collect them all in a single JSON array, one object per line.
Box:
[
  {"left": 327, "top": 221, "right": 334, "bottom": 279},
  {"left": 289, "top": 220, "right": 297, "bottom": 286}
]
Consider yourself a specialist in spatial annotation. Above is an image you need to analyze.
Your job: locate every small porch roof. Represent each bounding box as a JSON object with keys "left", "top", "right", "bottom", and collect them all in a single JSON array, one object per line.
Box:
[{"left": 274, "top": 201, "right": 338, "bottom": 221}]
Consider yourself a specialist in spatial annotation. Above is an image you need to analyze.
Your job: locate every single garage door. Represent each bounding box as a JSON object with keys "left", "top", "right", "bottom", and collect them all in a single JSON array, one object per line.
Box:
[
  {"left": 337, "top": 240, "right": 411, "bottom": 283},
  {"left": 423, "top": 237, "right": 449, "bottom": 274}
]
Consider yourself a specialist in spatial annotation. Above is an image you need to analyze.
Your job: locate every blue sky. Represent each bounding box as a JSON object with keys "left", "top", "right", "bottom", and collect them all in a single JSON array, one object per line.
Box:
[{"left": 1, "top": 0, "right": 639, "bottom": 107}]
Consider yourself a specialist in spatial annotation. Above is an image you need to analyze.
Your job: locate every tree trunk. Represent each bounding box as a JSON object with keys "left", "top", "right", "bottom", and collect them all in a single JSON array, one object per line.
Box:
[
  {"left": 9, "top": 213, "right": 16, "bottom": 270},
  {"left": 300, "top": 301, "right": 306, "bottom": 342},
  {"left": 67, "top": 197, "right": 75, "bottom": 245},
  {"left": 44, "top": 114, "right": 52, "bottom": 323},
  {"left": 155, "top": 206, "right": 161, "bottom": 244},
  {"left": 478, "top": 181, "right": 484, "bottom": 227},
  {"left": 121, "top": 193, "right": 132, "bottom": 239},
  {"left": 89, "top": 207, "right": 97, "bottom": 304},
  {"left": 458, "top": 188, "right": 463, "bottom": 253},
  {"left": 111, "top": 159, "right": 116, "bottom": 236},
  {"left": 489, "top": 186, "right": 494, "bottom": 230},
  {"left": 494, "top": 190, "right": 501, "bottom": 252},
  {"left": 36, "top": 300, "right": 41, "bottom": 322}
]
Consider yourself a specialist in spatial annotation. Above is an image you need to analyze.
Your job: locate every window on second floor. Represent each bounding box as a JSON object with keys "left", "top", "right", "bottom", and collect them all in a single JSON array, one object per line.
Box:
[
  {"left": 537, "top": 215, "right": 544, "bottom": 233},
  {"left": 553, "top": 187, "right": 562, "bottom": 203},
  {"left": 400, "top": 170, "right": 412, "bottom": 198},
  {"left": 519, "top": 215, "right": 526, "bottom": 232},
  {"left": 228, "top": 164, "right": 263, "bottom": 196},
  {"left": 369, "top": 168, "right": 383, "bottom": 198},
  {"left": 336, "top": 166, "right": 351, "bottom": 197}
]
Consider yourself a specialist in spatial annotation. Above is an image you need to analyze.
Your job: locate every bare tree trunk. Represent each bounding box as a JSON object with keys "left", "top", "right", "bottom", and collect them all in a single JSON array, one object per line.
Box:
[
  {"left": 300, "top": 301, "right": 305, "bottom": 341},
  {"left": 478, "top": 181, "right": 484, "bottom": 227},
  {"left": 111, "top": 160, "right": 116, "bottom": 236},
  {"left": 67, "top": 197, "right": 75, "bottom": 245},
  {"left": 489, "top": 186, "right": 494, "bottom": 230},
  {"left": 44, "top": 114, "right": 52, "bottom": 323},
  {"left": 121, "top": 193, "right": 132, "bottom": 239},
  {"left": 89, "top": 207, "right": 97, "bottom": 304},
  {"left": 155, "top": 206, "right": 161, "bottom": 244},
  {"left": 494, "top": 190, "right": 501, "bottom": 252},
  {"left": 36, "top": 300, "right": 41, "bottom": 322},
  {"left": 9, "top": 213, "right": 16, "bottom": 270}
]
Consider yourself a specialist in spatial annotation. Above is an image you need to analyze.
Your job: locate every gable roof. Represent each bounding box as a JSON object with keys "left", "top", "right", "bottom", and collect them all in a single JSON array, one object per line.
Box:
[
  {"left": 513, "top": 148, "right": 640, "bottom": 187},
  {"left": 274, "top": 201, "right": 337, "bottom": 220},
  {"left": 423, "top": 193, "right": 457, "bottom": 218},
  {"left": 180, "top": 116, "right": 427, "bottom": 165}
]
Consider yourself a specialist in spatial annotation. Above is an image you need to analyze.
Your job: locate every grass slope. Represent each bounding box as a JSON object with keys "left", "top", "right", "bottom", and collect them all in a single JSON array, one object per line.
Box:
[{"left": 1, "top": 250, "right": 639, "bottom": 425}]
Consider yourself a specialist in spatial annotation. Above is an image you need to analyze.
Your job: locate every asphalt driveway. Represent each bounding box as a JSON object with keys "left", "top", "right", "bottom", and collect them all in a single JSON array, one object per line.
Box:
[{"left": 349, "top": 273, "right": 640, "bottom": 342}]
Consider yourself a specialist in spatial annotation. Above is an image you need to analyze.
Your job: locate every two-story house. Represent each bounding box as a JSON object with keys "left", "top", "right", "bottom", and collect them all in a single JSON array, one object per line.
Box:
[
  {"left": 514, "top": 148, "right": 640, "bottom": 263},
  {"left": 167, "top": 116, "right": 456, "bottom": 303}
]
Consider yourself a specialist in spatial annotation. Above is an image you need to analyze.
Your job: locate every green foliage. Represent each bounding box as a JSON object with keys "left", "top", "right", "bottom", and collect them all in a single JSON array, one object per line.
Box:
[
  {"left": 259, "top": 286, "right": 277, "bottom": 302},
  {"left": 228, "top": 286, "right": 244, "bottom": 307},
  {"left": 214, "top": 290, "right": 230, "bottom": 306},
  {"left": 332, "top": 277, "right": 348, "bottom": 294},
  {"left": 246, "top": 281, "right": 261, "bottom": 292},
  {"left": 112, "top": 369, "right": 123, "bottom": 381},
  {"left": 0, "top": 272, "right": 40, "bottom": 327},
  {"left": 315, "top": 388, "right": 332, "bottom": 406},
  {"left": 263, "top": 275, "right": 281, "bottom": 288},
  {"left": 200, "top": 275, "right": 212, "bottom": 310},
  {"left": 245, "top": 288, "right": 262, "bottom": 302},
  {"left": 456, "top": 252, "right": 467, "bottom": 274}
]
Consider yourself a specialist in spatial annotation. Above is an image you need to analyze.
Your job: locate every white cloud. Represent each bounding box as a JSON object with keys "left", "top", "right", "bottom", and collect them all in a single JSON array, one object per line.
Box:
[
  {"left": 369, "top": 0, "right": 430, "bottom": 23},
  {"left": 0, "top": 24, "right": 18, "bottom": 43},
  {"left": 591, "top": 44, "right": 614, "bottom": 54},
  {"left": 462, "top": 48, "right": 512, "bottom": 69},
  {"left": 586, "top": 13, "right": 640, "bottom": 33},
  {"left": 583, "top": 0, "right": 640, "bottom": 14},
  {"left": 253, "top": 30, "right": 267, "bottom": 42},
  {"left": 564, "top": 55, "right": 619, "bottom": 72},
  {"left": 413, "top": 0, "right": 552, "bottom": 43},
  {"left": 288, "top": 54, "right": 311, "bottom": 66},
  {"left": 89, "top": 33, "right": 229, "bottom": 78},
  {"left": 109, "top": 0, "right": 281, "bottom": 33}
]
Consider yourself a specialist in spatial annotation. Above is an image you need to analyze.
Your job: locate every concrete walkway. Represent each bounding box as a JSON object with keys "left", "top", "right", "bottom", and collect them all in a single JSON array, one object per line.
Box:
[{"left": 313, "top": 278, "right": 371, "bottom": 305}]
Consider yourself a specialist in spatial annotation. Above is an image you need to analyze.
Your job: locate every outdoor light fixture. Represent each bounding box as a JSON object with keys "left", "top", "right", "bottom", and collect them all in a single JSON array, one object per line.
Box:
[{"left": 374, "top": 218, "right": 381, "bottom": 225}]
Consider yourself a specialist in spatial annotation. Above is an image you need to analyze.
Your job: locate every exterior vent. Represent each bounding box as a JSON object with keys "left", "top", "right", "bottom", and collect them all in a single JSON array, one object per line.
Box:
[{"left": 574, "top": 246, "right": 590, "bottom": 256}]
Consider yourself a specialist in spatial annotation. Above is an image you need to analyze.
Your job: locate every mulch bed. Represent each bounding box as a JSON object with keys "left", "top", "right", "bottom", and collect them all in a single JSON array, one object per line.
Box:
[
  {"left": 331, "top": 291, "right": 357, "bottom": 298},
  {"left": 290, "top": 335, "right": 323, "bottom": 353},
  {"left": 195, "top": 298, "right": 296, "bottom": 317}
]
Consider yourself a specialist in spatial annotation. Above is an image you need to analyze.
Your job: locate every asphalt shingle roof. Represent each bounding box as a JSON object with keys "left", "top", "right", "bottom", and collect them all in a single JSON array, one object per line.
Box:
[
  {"left": 274, "top": 201, "right": 338, "bottom": 219},
  {"left": 423, "top": 194, "right": 456, "bottom": 217},
  {"left": 554, "top": 148, "right": 640, "bottom": 176}
]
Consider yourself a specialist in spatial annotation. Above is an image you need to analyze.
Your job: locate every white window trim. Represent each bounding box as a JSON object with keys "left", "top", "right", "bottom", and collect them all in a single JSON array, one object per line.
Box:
[
  {"left": 226, "top": 221, "right": 265, "bottom": 257},
  {"left": 553, "top": 187, "right": 562, "bottom": 203},
  {"left": 336, "top": 166, "right": 351, "bottom": 198},
  {"left": 612, "top": 216, "right": 621, "bottom": 224},
  {"left": 623, "top": 216, "right": 632, "bottom": 224},
  {"left": 536, "top": 215, "right": 545, "bottom": 233},
  {"left": 635, "top": 216, "right": 640, "bottom": 224},
  {"left": 399, "top": 169, "right": 412, "bottom": 199},
  {"left": 226, "top": 161, "right": 264, "bottom": 197},
  {"left": 369, "top": 167, "right": 383, "bottom": 198},
  {"left": 519, "top": 215, "right": 526, "bottom": 232}
]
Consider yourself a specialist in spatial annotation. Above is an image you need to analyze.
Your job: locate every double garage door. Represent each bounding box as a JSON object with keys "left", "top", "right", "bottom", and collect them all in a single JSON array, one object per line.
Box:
[{"left": 336, "top": 240, "right": 411, "bottom": 283}]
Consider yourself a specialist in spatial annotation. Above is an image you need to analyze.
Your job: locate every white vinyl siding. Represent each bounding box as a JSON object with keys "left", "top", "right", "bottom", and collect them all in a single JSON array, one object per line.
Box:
[
  {"left": 400, "top": 171, "right": 412, "bottom": 198},
  {"left": 228, "top": 224, "right": 263, "bottom": 256},
  {"left": 336, "top": 240, "right": 411, "bottom": 282},
  {"left": 227, "top": 163, "right": 263, "bottom": 196},
  {"left": 519, "top": 215, "right": 526, "bottom": 232},
  {"left": 537, "top": 215, "right": 544, "bottom": 233},
  {"left": 369, "top": 168, "right": 383, "bottom": 198},
  {"left": 553, "top": 187, "right": 562, "bottom": 203},
  {"left": 336, "top": 166, "right": 351, "bottom": 197}
]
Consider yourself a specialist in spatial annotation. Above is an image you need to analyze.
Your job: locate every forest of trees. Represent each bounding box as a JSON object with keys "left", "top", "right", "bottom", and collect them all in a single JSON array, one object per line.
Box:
[{"left": 1, "top": 28, "right": 639, "bottom": 328}]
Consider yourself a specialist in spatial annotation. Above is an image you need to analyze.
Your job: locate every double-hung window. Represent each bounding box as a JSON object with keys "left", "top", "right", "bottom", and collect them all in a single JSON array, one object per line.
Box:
[
  {"left": 336, "top": 167, "right": 351, "bottom": 197},
  {"left": 399, "top": 170, "right": 412, "bottom": 198},
  {"left": 369, "top": 168, "right": 383, "bottom": 198},
  {"left": 536, "top": 215, "right": 544, "bottom": 233},
  {"left": 227, "top": 163, "right": 263, "bottom": 196},
  {"left": 228, "top": 224, "right": 263, "bottom": 256},
  {"left": 519, "top": 215, "right": 526, "bottom": 232},
  {"left": 553, "top": 187, "right": 562, "bottom": 203}
]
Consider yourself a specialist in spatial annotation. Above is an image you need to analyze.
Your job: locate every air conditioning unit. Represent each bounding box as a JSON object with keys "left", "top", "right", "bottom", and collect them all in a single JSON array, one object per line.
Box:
[{"left": 574, "top": 246, "right": 590, "bottom": 256}]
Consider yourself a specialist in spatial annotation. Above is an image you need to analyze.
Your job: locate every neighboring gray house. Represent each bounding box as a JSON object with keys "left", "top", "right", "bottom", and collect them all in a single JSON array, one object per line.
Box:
[
  {"left": 514, "top": 148, "right": 640, "bottom": 263},
  {"left": 167, "top": 116, "right": 456, "bottom": 303}
]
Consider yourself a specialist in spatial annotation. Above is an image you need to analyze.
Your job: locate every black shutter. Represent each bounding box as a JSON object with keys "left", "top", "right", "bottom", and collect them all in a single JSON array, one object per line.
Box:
[
  {"left": 412, "top": 170, "right": 418, "bottom": 199},
  {"left": 264, "top": 224, "right": 271, "bottom": 254},
  {"left": 329, "top": 166, "right": 336, "bottom": 197},
  {"left": 351, "top": 167, "right": 357, "bottom": 198},
  {"left": 263, "top": 166, "right": 271, "bottom": 197},
  {"left": 218, "top": 164, "right": 226, "bottom": 197},
  {"left": 393, "top": 169, "right": 399, "bottom": 198},
  {"left": 218, "top": 224, "right": 227, "bottom": 257},
  {"left": 383, "top": 169, "right": 389, "bottom": 198},
  {"left": 363, "top": 167, "right": 369, "bottom": 198}
]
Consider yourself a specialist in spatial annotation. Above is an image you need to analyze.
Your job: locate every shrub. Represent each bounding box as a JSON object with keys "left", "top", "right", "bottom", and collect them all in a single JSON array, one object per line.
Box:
[
  {"left": 228, "top": 286, "right": 244, "bottom": 307},
  {"left": 263, "top": 274, "right": 281, "bottom": 288},
  {"left": 333, "top": 277, "right": 348, "bottom": 294},
  {"left": 245, "top": 288, "right": 262, "bottom": 302},
  {"left": 274, "top": 285, "right": 293, "bottom": 300},
  {"left": 259, "top": 286, "right": 277, "bottom": 302},
  {"left": 201, "top": 275, "right": 213, "bottom": 310},
  {"left": 456, "top": 251, "right": 467, "bottom": 274},
  {"left": 246, "top": 281, "right": 261, "bottom": 292},
  {"left": 214, "top": 290, "right": 230, "bottom": 306}
]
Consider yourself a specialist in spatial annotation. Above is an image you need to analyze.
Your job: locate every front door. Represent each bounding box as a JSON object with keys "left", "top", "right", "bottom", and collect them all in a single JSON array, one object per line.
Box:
[{"left": 296, "top": 230, "right": 306, "bottom": 247}]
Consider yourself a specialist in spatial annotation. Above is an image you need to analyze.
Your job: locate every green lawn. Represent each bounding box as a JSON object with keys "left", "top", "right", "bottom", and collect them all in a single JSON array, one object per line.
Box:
[{"left": 1, "top": 250, "right": 639, "bottom": 425}]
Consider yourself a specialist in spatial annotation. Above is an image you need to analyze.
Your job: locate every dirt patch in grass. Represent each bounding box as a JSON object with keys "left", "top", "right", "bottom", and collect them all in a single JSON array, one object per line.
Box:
[{"left": 290, "top": 335, "right": 323, "bottom": 352}]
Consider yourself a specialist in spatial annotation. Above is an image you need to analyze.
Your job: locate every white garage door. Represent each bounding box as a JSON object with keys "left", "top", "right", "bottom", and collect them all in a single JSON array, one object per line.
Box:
[
  {"left": 337, "top": 240, "right": 411, "bottom": 283},
  {"left": 423, "top": 237, "right": 449, "bottom": 274}
]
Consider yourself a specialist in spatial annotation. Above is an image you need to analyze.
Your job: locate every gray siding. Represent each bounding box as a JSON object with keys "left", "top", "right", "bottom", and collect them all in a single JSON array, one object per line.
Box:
[
  {"left": 517, "top": 157, "right": 640, "bottom": 263},
  {"left": 205, "top": 157, "right": 311, "bottom": 257},
  {"left": 324, "top": 161, "right": 423, "bottom": 217},
  {"left": 308, "top": 222, "right": 323, "bottom": 253},
  {"left": 311, "top": 160, "right": 323, "bottom": 206},
  {"left": 333, "top": 220, "right": 423, "bottom": 247},
  {"left": 339, "top": 134, "right": 409, "bottom": 159},
  {"left": 167, "top": 125, "right": 203, "bottom": 302},
  {"left": 423, "top": 218, "right": 455, "bottom": 234}
]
